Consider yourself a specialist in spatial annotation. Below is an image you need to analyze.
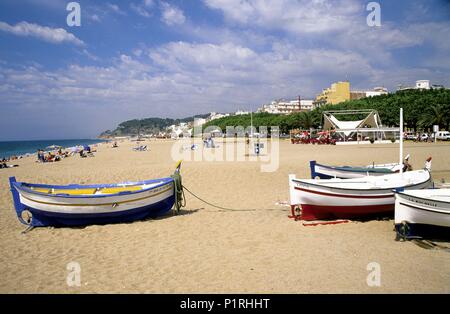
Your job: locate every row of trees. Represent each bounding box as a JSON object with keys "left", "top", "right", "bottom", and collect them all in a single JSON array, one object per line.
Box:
[{"left": 202, "top": 89, "right": 450, "bottom": 134}]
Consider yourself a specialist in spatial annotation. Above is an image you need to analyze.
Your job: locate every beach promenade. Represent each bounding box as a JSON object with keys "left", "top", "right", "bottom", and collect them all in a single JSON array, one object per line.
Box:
[{"left": 0, "top": 140, "right": 449, "bottom": 293}]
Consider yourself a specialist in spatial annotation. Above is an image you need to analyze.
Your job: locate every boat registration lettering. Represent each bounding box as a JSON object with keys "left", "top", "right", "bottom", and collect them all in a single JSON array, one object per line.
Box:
[
  {"left": 405, "top": 196, "right": 437, "bottom": 207},
  {"left": 149, "top": 185, "right": 170, "bottom": 195}
]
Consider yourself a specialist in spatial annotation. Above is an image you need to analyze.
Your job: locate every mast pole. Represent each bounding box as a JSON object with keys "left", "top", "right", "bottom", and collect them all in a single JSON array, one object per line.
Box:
[
  {"left": 251, "top": 111, "right": 253, "bottom": 138},
  {"left": 399, "top": 107, "right": 403, "bottom": 176}
]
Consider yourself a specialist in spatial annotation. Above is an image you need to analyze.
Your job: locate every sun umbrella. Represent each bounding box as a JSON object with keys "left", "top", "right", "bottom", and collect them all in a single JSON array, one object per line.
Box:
[{"left": 46, "top": 145, "right": 62, "bottom": 150}]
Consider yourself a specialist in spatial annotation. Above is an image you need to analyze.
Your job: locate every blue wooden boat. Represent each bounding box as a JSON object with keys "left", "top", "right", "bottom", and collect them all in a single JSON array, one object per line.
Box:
[{"left": 9, "top": 162, "right": 184, "bottom": 227}]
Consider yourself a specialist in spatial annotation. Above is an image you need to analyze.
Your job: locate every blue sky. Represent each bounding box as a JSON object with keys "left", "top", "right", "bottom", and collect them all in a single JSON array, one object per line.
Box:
[{"left": 0, "top": 0, "right": 449, "bottom": 140}]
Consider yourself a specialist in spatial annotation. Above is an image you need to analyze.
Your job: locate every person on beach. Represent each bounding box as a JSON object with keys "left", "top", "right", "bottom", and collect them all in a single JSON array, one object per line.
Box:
[{"left": 37, "top": 150, "right": 45, "bottom": 163}]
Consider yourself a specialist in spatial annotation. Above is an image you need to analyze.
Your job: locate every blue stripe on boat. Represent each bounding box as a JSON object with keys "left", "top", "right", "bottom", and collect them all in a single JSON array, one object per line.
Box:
[
  {"left": 20, "top": 195, "right": 175, "bottom": 227},
  {"left": 11, "top": 177, "right": 174, "bottom": 199}
]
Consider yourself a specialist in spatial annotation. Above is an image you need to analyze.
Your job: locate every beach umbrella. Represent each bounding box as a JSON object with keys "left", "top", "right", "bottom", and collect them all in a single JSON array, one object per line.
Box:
[{"left": 46, "top": 145, "right": 62, "bottom": 150}]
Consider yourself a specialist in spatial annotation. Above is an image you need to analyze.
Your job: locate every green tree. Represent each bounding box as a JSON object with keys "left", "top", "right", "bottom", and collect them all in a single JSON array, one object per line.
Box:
[{"left": 418, "top": 104, "right": 449, "bottom": 130}]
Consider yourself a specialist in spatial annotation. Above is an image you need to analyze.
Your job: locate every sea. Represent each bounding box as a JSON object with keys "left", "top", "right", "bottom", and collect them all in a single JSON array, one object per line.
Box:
[{"left": 0, "top": 139, "right": 107, "bottom": 159}]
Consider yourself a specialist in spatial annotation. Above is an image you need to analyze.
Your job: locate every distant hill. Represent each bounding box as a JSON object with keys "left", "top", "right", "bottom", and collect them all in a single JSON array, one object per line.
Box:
[{"left": 99, "top": 114, "right": 210, "bottom": 138}]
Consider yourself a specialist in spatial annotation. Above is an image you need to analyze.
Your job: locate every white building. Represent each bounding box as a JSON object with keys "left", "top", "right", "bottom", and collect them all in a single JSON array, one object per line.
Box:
[
  {"left": 193, "top": 118, "right": 207, "bottom": 127},
  {"left": 209, "top": 112, "right": 230, "bottom": 120},
  {"left": 300, "top": 100, "right": 314, "bottom": 110},
  {"left": 168, "top": 124, "right": 191, "bottom": 139},
  {"left": 416, "top": 80, "right": 430, "bottom": 90},
  {"left": 365, "top": 87, "right": 388, "bottom": 97},
  {"left": 258, "top": 98, "right": 314, "bottom": 114},
  {"left": 398, "top": 80, "right": 434, "bottom": 91},
  {"left": 235, "top": 110, "right": 250, "bottom": 115}
]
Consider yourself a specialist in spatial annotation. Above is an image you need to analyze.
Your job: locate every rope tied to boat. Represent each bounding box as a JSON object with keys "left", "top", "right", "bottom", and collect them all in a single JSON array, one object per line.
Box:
[
  {"left": 396, "top": 221, "right": 411, "bottom": 241},
  {"left": 171, "top": 161, "right": 186, "bottom": 213},
  {"left": 181, "top": 184, "right": 281, "bottom": 212}
]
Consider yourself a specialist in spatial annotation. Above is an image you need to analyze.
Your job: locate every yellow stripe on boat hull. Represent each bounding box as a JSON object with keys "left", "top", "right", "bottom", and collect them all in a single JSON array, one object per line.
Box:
[
  {"left": 22, "top": 186, "right": 173, "bottom": 207},
  {"left": 31, "top": 185, "right": 143, "bottom": 196}
]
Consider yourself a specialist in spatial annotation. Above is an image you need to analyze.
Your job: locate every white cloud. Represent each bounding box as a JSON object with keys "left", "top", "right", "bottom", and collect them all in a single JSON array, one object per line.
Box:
[
  {"left": 160, "top": 2, "right": 186, "bottom": 26},
  {"left": 0, "top": 21, "right": 84, "bottom": 45},
  {"left": 204, "top": 0, "right": 361, "bottom": 34},
  {"left": 2, "top": 37, "right": 450, "bottom": 138},
  {"left": 107, "top": 3, "right": 127, "bottom": 15},
  {"left": 89, "top": 14, "right": 101, "bottom": 22},
  {"left": 131, "top": 1, "right": 154, "bottom": 18},
  {"left": 149, "top": 42, "right": 256, "bottom": 71},
  {"left": 80, "top": 49, "right": 99, "bottom": 61},
  {"left": 144, "top": 0, "right": 154, "bottom": 8}
]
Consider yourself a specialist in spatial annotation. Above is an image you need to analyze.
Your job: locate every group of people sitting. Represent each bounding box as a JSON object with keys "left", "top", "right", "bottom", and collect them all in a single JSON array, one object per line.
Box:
[
  {"left": 79, "top": 145, "right": 95, "bottom": 158},
  {"left": 37, "top": 149, "right": 69, "bottom": 163},
  {"left": 1, "top": 157, "right": 19, "bottom": 169},
  {"left": 37, "top": 145, "right": 97, "bottom": 162}
]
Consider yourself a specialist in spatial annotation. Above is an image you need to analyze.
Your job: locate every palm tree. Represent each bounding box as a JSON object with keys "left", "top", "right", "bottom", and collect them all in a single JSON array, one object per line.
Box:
[
  {"left": 298, "top": 111, "right": 316, "bottom": 129},
  {"left": 418, "top": 104, "right": 449, "bottom": 130}
]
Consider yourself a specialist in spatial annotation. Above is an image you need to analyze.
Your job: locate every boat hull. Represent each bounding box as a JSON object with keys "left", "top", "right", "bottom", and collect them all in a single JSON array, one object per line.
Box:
[
  {"left": 289, "top": 170, "right": 432, "bottom": 221},
  {"left": 20, "top": 196, "right": 175, "bottom": 227},
  {"left": 394, "top": 190, "right": 450, "bottom": 238},
  {"left": 9, "top": 176, "right": 175, "bottom": 227}
]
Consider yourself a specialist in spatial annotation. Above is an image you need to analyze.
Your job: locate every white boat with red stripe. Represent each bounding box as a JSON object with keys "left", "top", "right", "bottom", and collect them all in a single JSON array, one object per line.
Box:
[{"left": 289, "top": 169, "right": 433, "bottom": 221}]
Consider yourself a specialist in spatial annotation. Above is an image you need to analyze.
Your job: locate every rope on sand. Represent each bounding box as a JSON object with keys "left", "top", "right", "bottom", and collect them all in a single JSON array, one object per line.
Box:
[{"left": 181, "top": 184, "right": 281, "bottom": 212}]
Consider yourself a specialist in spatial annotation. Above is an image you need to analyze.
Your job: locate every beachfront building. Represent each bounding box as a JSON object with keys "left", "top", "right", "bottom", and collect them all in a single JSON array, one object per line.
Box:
[
  {"left": 193, "top": 118, "right": 207, "bottom": 127},
  {"left": 209, "top": 112, "right": 230, "bottom": 121},
  {"left": 314, "top": 81, "right": 351, "bottom": 108},
  {"left": 299, "top": 100, "right": 314, "bottom": 110},
  {"left": 168, "top": 124, "right": 191, "bottom": 139},
  {"left": 416, "top": 80, "right": 430, "bottom": 90},
  {"left": 235, "top": 110, "right": 250, "bottom": 115},
  {"left": 396, "top": 79, "right": 447, "bottom": 91},
  {"left": 258, "top": 97, "right": 314, "bottom": 114},
  {"left": 350, "top": 87, "right": 388, "bottom": 100}
]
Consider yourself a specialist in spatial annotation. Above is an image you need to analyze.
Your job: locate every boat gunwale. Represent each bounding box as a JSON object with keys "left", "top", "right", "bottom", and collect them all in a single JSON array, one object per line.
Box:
[
  {"left": 292, "top": 170, "right": 432, "bottom": 192},
  {"left": 12, "top": 177, "right": 174, "bottom": 199},
  {"left": 396, "top": 190, "right": 450, "bottom": 206},
  {"left": 314, "top": 161, "right": 394, "bottom": 174},
  {"left": 397, "top": 201, "right": 450, "bottom": 215}
]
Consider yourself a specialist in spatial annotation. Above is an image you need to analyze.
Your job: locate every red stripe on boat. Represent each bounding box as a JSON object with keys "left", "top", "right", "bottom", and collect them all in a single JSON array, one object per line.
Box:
[
  {"left": 301, "top": 204, "right": 394, "bottom": 221},
  {"left": 294, "top": 187, "right": 392, "bottom": 199}
]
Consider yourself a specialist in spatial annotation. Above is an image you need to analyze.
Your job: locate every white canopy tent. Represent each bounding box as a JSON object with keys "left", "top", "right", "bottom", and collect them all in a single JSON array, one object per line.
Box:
[{"left": 323, "top": 110, "right": 383, "bottom": 138}]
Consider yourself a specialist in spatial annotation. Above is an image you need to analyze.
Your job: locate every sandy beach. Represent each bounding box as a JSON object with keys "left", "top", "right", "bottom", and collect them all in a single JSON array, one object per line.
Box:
[{"left": 0, "top": 139, "right": 449, "bottom": 293}]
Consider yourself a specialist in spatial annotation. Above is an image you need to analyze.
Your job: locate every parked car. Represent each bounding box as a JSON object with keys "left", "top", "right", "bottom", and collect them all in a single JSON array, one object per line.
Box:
[
  {"left": 420, "top": 133, "right": 429, "bottom": 141},
  {"left": 436, "top": 131, "right": 450, "bottom": 141},
  {"left": 404, "top": 132, "right": 417, "bottom": 140}
]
